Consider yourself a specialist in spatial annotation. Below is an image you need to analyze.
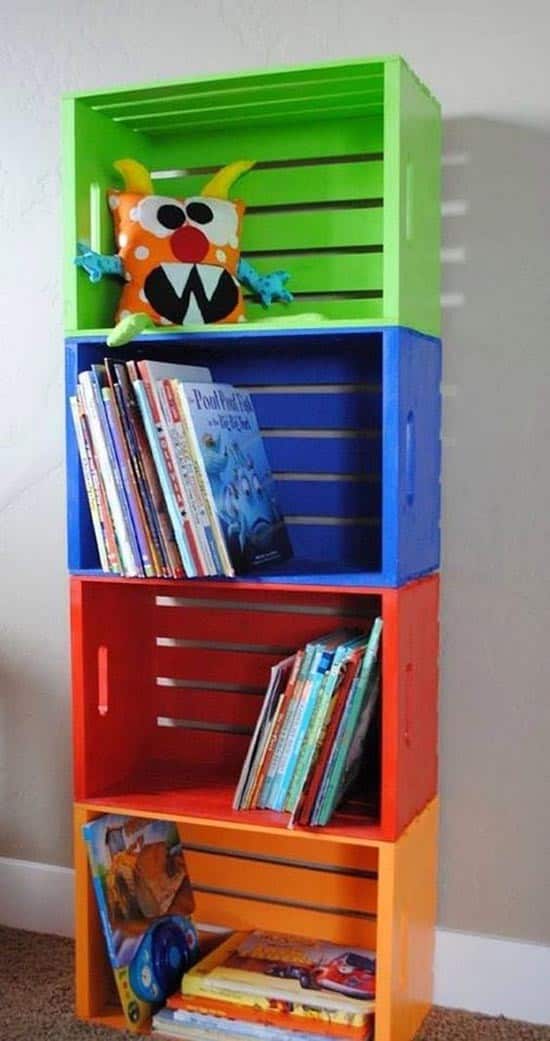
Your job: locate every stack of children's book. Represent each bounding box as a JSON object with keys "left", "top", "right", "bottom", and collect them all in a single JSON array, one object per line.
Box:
[
  {"left": 233, "top": 618, "right": 382, "bottom": 827},
  {"left": 155, "top": 929, "right": 375, "bottom": 1041},
  {"left": 70, "top": 359, "right": 292, "bottom": 578}
]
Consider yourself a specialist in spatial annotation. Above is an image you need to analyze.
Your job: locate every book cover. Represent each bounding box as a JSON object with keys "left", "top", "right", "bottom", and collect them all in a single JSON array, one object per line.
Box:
[
  {"left": 233, "top": 654, "right": 296, "bottom": 811},
  {"left": 157, "top": 378, "right": 217, "bottom": 575},
  {"left": 82, "top": 814, "right": 197, "bottom": 1031},
  {"left": 167, "top": 991, "right": 371, "bottom": 1036},
  {"left": 314, "top": 620, "right": 383, "bottom": 826},
  {"left": 293, "top": 644, "right": 367, "bottom": 828},
  {"left": 184, "top": 930, "right": 375, "bottom": 1015},
  {"left": 155, "top": 1007, "right": 372, "bottom": 1041},
  {"left": 255, "top": 650, "right": 304, "bottom": 809},
  {"left": 177, "top": 383, "right": 292, "bottom": 574}
]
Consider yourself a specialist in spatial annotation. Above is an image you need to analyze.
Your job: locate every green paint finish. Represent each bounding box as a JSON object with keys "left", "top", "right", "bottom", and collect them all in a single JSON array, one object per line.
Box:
[
  {"left": 63, "top": 55, "right": 440, "bottom": 336},
  {"left": 156, "top": 160, "right": 384, "bottom": 208}
]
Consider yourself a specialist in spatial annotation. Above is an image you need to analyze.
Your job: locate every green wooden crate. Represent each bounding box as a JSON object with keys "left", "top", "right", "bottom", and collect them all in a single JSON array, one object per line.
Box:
[{"left": 62, "top": 55, "right": 440, "bottom": 337}]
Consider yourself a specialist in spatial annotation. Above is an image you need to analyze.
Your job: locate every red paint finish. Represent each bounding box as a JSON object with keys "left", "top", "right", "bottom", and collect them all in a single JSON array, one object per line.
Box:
[{"left": 70, "top": 574, "right": 438, "bottom": 840}]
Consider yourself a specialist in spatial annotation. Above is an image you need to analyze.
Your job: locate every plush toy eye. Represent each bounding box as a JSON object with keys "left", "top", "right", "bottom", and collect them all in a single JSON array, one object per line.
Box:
[
  {"left": 184, "top": 196, "right": 240, "bottom": 248},
  {"left": 185, "top": 201, "right": 213, "bottom": 225},
  {"left": 136, "top": 195, "right": 187, "bottom": 238},
  {"left": 157, "top": 204, "right": 186, "bottom": 229}
]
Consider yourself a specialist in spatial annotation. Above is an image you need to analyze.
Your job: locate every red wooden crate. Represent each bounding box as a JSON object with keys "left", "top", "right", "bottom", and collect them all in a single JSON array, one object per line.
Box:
[{"left": 71, "top": 573, "right": 438, "bottom": 842}]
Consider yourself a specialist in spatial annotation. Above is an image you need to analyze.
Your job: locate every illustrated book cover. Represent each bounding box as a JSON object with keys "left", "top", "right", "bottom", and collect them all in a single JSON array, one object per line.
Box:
[
  {"left": 82, "top": 814, "right": 196, "bottom": 1031},
  {"left": 176, "top": 382, "right": 292, "bottom": 574},
  {"left": 182, "top": 929, "right": 375, "bottom": 1016}
]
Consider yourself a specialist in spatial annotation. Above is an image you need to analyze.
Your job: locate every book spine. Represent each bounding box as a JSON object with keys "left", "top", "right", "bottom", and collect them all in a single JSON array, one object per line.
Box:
[
  {"left": 132, "top": 377, "right": 196, "bottom": 577},
  {"left": 175, "top": 385, "right": 233, "bottom": 578},
  {"left": 318, "top": 668, "right": 380, "bottom": 826},
  {"left": 308, "top": 653, "right": 363, "bottom": 826},
  {"left": 111, "top": 378, "right": 164, "bottom": 577},
  {"left": 78, "top": 371, "right": 140, "bottom": 576},
  {"left": 284, "top": 660, "right": 333, "bottom": 812},
  {"left": 268, "top": 645, "right": 316, "bottom": 810},
  {"left": 157, "top": 379, "right": 213, "bottom": 575},
  {"left": 79, "top": 401, "right": 121, "bottom": 574},
  {"left": 256, "top": 650, "right": 304, "bottom": 809},
  {"left": 124, "top": 361, "right": 178, "bottom": 578},
  {"left": 69, "top": 396, "right": 110, "bottom": 572},
  {"left": 102, "top": 387, "right": 154, "bottom": 577}
]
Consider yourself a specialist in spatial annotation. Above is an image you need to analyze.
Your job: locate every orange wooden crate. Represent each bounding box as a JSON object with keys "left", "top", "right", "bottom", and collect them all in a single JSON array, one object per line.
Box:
[{"left": 74, "top": 798, "right": 437, "bottom": 1041}]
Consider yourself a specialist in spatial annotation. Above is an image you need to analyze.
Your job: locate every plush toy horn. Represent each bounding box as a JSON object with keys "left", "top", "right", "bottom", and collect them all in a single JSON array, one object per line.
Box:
[
  {"left": 114, "top": 159, "right": 154, "bottom": 195},
  {"left": 201, "top": 160, "right": 255, "bottom": 199}
]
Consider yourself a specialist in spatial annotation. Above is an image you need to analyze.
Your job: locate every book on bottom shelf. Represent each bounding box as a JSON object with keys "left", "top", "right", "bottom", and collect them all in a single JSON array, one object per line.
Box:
[{"left": 82, "top": 814, "right": 198, "bottom": 1032}]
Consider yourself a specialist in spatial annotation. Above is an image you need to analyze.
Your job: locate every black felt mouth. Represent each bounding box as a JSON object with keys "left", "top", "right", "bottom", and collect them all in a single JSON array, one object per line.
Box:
[{"left": 143, "top": 264, "right": 239, "bottom": 324}]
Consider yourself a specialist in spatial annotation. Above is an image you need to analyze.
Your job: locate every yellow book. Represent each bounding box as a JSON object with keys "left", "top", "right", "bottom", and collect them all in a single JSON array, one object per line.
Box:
[{"left": 182, "top": 930, "right": 375, "bottom": 1021}]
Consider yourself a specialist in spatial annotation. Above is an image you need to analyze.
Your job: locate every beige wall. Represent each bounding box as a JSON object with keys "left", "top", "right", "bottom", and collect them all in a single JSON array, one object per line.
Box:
[{"left": 1, "top": 0, "right": 549, "bottom": 944}]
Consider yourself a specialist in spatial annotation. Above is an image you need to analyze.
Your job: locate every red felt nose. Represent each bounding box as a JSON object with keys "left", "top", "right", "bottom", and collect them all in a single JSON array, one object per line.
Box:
[{"left": 170, "top": 224, "right": 209, "bottom": 263}]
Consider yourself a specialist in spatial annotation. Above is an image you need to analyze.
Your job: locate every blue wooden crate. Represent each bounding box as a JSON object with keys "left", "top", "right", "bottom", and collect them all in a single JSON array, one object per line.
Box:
[{"left": 65, "top": 326, "right": 441, "bottom": 587}]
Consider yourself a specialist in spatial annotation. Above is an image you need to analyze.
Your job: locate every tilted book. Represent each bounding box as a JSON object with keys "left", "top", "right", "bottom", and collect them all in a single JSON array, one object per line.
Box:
[
  {"left": 82, "top": 814, "right": 196, "bottom": 1032},
  {"left": 176, "top": 383, "right": 292, "bottom": 575}
]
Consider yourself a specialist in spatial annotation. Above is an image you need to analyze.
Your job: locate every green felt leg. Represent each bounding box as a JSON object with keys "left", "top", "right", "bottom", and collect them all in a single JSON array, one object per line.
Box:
[{"left": 106, "top": 313, "right": 156, "bottom": 347}]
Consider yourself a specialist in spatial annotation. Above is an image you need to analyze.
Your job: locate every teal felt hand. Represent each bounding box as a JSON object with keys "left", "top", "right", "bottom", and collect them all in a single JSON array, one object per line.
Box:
[
  {"left": 74, "top": 242, "right": 123, "bottom": 283},
  {"left": 237, "top": 258, "right": 293, "bottom": 307}
]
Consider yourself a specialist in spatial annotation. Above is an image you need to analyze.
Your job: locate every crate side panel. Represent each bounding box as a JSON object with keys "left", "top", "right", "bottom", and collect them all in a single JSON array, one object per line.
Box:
[
  {"left": 394, "top": 575, "right": 439, "bottom": 834},
  {"left": 64, "top": 101, "right": 154, "bottom": 332},
  {"left": 397, "top": 331, "right": 441, "bottom": 582},
  {"left": 71, "top": 579, "right": 155, "bottom": 798},
  {"left": 376, "top": 799, "right": 437, "bottom": 1041},
  {"left": 397, "top": 62, "right": 441, "bottom": 337}
]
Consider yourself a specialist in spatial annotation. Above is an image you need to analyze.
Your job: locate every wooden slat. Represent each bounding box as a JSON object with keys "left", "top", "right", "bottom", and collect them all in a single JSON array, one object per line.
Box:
[
  {"left": 244, "top": 297, "right": 383, "bottom": 322},
  {"left": 243, "top": 252, "right": 382, "bottom": 295},
  {"left": 154, "top": 601, "right": 375, "bottom": 645},
  {"left": 242, "top": 207, "right": 383, "bottom": 252},
  {"left": 88, "top": 63, "right": 385, "bottom": 109},
  {"left": 251, "top": 388, "right": 382, "bottom": 430},
  {"left": 288, "top": 523, "right": 380, "bottom": 564},
  {"left": 207, "top": 342, "right": 382, "bottom": 387},
  {"left": 192, "top": 890, "right": 377, "bottom": 948},
  {"left": 155, "top": 688, "right": 263, "bottom": 730},
  {"left": 154, "top": 160, "right": 384, "bottom": 207},
  {"left": 150, "top": 727, "right": 250, "bottom": 766},
  {"left": 133, "top": 102, "right": 383, "bottom": 134},
  {"left": 186, "top": 849, "right": 378, "bottom": 915},
  {"left": 275, "top": 478, "right": 381, "bottom": 518},
  {"left": 263, "top": 433, "right": 380, "bottom": 474},
  {"left": 154, "top": 645, "right": 280, "bottom": 689},
  {"left": 150, "top": 116, "right": 383, "bottom": 169},
  {"left": 178, "top": 819, "right": 380, "bottom": 872}
]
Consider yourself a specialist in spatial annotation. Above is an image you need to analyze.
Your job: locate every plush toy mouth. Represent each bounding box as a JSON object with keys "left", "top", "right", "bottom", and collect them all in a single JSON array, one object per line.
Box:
[{"left": 144, "top": 263, "right": 239, "bottom": 324}]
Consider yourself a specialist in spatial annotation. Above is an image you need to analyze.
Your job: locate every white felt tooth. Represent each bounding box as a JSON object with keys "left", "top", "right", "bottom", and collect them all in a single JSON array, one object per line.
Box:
[
  {"left": 161, "top": 263, "right": 192, "bottom": 296},
  {"left": 198, "top": 264, "right": 223, "bottom": 301},
  {"left": 183, "top": 296, "right": 206, "bottom": 324}
]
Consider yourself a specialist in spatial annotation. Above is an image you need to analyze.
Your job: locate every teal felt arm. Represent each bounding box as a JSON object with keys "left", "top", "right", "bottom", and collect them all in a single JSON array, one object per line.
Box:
[
  {"left": 237, "top": 258, "right": 293, "bottom": 307},
  {"left": 74, "top": 242, "right": 124, "bottom": 283}
]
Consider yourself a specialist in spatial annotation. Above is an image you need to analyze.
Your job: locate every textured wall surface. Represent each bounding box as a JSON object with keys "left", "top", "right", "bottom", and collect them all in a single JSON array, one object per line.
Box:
[{"left": 1, "top": 0, "right": 549, "bottom": 944}]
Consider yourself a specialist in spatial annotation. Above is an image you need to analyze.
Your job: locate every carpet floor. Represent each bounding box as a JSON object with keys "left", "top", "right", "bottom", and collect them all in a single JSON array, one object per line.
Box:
[{"left": 1, "top": 925, "right": 549, "bottom": 1041}]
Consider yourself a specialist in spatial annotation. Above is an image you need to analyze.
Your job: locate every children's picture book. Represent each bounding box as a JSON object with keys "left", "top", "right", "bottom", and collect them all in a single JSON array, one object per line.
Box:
[
  {"left": 82, "top": 814, "right": 197, "bottom": 1031},
  {"left": 176, "top": 382, "right": 292, "bottom": 574},
  {"left": 182, "top": 930, "right": 375, "bottom": 1016},
  {"left": 166, "top": 990, "right": 371, "bottom": 1036},
  {"left": 153, "top": 1005, "right": 373, "bottom": 1041}
]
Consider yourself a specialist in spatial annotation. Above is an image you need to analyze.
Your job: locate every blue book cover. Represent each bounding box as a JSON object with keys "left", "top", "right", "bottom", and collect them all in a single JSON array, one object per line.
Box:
[{"left": 178, "top": 383, "right": 292, "bottom": 574}]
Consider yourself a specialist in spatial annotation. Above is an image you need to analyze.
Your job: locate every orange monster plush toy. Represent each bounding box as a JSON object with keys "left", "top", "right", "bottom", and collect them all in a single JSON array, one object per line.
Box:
[{"left": 75, "top": 159, "right": 293, "bottom": 345}]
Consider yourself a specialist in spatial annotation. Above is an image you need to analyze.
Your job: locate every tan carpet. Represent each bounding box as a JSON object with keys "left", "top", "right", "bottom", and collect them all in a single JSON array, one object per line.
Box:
[{"left": 1, "top": 925, "right": 549, "bottom": 1041}]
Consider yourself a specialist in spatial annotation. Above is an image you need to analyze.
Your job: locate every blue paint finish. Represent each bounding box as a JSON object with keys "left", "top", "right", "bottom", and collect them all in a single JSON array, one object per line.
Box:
[{"left": 65, "top": 325, "right": 440, "bottom": 586}]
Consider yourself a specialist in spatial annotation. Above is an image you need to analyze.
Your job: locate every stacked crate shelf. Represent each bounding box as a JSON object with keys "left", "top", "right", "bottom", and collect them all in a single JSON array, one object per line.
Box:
[{"left": 64, "top": 55, "right": 441, "bottom": 1041}]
